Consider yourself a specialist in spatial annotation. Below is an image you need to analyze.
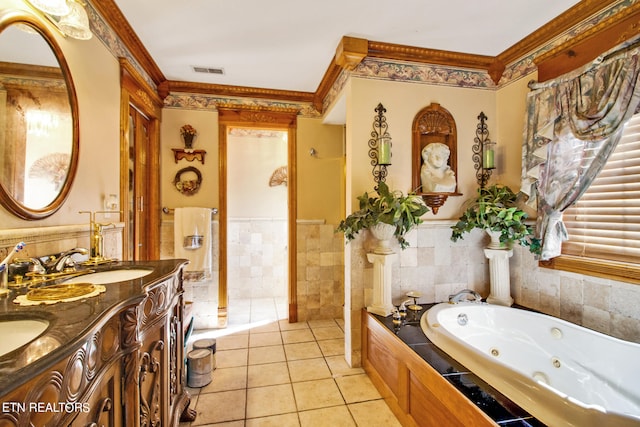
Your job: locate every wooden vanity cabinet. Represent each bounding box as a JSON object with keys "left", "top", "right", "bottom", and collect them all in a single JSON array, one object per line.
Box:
[
  {"left": 0, "top": 265, "right": 190, "bottom": 427},
  {"left": 362, "top": 311, "right": 497, "bottom": 427}
]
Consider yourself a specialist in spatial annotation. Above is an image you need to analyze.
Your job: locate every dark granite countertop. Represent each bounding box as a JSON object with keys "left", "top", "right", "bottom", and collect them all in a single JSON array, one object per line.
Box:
[
  {"left": 0, "top": 259, "right": 187, "bottom": 395},
  {"left": 374, "top": 305, "right": 546, "bottom": 427}
]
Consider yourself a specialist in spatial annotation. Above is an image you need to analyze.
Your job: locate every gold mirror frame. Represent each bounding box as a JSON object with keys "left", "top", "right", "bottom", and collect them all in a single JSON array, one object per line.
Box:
[{"left": 0, "top": 9, "right": 79, "bottom": 220}]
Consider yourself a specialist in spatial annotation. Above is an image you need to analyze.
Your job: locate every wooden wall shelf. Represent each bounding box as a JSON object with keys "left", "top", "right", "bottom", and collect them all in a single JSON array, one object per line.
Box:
[{"left": 172, "top": 148, "right": 206, "bottom": 164}]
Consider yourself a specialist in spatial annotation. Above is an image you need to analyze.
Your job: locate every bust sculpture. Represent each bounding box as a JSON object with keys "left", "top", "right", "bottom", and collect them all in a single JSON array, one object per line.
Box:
[{"left": 420, "top": 143, "right": 456, "bottom": 192}]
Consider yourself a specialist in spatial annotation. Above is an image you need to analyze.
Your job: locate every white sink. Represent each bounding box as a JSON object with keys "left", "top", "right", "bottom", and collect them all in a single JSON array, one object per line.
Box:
[
  {"left": 63, "top": 269, "right": 152, "bottom": 285},
  {"left": 0, "top": 319, "right": 49, "bottom": 357}
]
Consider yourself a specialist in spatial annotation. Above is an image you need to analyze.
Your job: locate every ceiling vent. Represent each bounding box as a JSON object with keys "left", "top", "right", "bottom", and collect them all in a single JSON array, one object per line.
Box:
[{"left": 192, "top": 66, "right": 225, "bottom": 75}]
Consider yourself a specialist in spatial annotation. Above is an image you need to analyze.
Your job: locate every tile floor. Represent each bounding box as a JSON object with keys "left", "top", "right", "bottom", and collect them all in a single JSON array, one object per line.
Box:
[{"left": 180, "top": 297, "right": 403, "bottom": 427}]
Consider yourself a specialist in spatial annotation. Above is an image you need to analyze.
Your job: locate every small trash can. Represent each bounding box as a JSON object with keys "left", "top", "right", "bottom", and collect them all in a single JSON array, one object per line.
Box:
[
  {"left": 193, "top": 338, "right": 217, "bottom": 370},
  {"left": 187, "top": 348, "right": 213, "bottom": 387}
]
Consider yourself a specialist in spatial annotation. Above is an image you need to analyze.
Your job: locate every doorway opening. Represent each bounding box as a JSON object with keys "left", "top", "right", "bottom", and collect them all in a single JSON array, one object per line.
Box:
[
  {"left": 217, "top": 109, "right": 297, "bottom": 326},
  {"left": 227, "top": 128, "right": 288, "bottom": 324}
]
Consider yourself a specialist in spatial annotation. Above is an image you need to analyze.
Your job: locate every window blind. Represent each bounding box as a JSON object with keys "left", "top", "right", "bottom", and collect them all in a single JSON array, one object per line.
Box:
[{"left": 562, "top": 113, "right": 640, "bottom": 263}]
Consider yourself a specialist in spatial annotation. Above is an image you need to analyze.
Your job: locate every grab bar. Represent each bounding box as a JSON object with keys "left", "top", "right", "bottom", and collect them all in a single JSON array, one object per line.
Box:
[{"left": 162, "top": 207, "right": 218, "bottom": 215}]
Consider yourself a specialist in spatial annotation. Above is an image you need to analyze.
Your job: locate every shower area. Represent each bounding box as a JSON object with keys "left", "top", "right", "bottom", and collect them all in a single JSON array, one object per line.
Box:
[{"left": 226, "top": 127, "right": 289, "bottom": 307}]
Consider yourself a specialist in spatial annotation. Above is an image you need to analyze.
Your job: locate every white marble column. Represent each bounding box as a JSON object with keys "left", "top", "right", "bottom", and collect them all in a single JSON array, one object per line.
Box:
[
  {"left": 484, "top": 248, "right": 514, "bottom": 306},
  {"left": 366, "top": 252, "right": 397, "bottom": 316}
]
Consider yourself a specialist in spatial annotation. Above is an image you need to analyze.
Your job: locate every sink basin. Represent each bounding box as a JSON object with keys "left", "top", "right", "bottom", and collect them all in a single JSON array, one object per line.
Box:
[
  {"left": 0, "top": 319, "right": 49, "bottom": 357},
  {"left": 62, "top": 269, "right": 152, "bottom": 285}
]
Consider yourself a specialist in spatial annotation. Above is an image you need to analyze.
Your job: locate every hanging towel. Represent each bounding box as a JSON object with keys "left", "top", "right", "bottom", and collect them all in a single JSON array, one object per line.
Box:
[{"left": 174, "top": 207, "right": 212, "bottom": 280}]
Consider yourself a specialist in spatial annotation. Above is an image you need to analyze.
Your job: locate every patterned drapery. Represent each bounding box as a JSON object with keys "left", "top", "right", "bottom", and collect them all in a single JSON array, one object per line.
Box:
[{"left": 521, "top": 40, "right": 640, "bottom": 260}]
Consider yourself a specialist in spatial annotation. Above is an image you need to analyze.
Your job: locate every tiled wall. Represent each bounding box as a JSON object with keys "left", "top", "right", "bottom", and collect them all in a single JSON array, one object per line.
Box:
[
  {"left": 0, "top": 224, "right": 122, "bottom": 265},
  {"left": 345, "top": 221, "right": 640, "bottom": 366},
  {"left": 160, "top": 219, "right": 219, "bottom": 329},
  {"left": 296, "top": 221, "right": 345, "bottom": 322},
  {"left": 227, "top": 218, "right": 288, "bottom": 300}
]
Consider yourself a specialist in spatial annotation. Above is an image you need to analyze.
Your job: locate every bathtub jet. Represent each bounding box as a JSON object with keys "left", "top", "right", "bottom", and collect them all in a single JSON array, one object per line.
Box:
[{"left": 421, "top": 302, "right": 640, "bottom": 427}]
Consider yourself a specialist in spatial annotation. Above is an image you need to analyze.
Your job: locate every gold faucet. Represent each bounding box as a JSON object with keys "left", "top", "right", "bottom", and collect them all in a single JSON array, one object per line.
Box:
[{"left": 80, "top": 211, "right": 119, "bottom": 263}]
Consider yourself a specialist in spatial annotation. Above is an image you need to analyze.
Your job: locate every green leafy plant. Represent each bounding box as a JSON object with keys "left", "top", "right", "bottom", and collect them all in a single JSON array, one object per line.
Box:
[
  {"left": 450, "top": 184, "right": 541, "bottom": 255},
  {"left": 336, "top": 181, "right": 429, "bottom": 249}
]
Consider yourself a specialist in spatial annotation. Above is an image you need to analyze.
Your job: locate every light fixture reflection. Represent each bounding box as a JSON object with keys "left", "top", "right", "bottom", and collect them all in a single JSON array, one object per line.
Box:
[
  {"left": 27, "top": 0, "right": 70, "bottom": 17},
  {"left": 58, "top": 0, "right": 92, "bottom": 40}
]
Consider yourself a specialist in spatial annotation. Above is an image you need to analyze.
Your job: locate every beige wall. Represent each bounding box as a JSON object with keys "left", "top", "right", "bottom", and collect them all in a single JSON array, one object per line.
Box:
[
  {"left": 161, "top": 108, "right": 220, "bottom": 212},
  {"left": 296, "top": 117, "right": 344, "bottom": 224},
  {"left": 0, "top": 0, "right": 121, "bottom": 231},
  {"left": 344, "top": 77, "right": 497, "bottom": 220}
]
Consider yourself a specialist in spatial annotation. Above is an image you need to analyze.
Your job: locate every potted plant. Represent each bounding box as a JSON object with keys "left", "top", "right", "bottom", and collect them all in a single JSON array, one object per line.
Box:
[
  {"left": 450, "top": 184, "right": 541, "bottom": 255},
  {"left": 336, "top": 181, "right": 429, "bottom": 252}
]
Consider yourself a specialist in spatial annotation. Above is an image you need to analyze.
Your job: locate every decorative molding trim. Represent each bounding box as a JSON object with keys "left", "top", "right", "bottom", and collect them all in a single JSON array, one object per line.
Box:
[
  {"left": 88, "top": 0, "right": 631, "bottom": 113},
  {"left": 89, "top": 0, "right": 164, "bottom": 84}
]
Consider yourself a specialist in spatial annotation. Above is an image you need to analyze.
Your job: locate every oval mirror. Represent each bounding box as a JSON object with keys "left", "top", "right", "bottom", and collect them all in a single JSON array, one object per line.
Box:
[{"left": 0, "top": 11, "right": 78, "bottom": 220}]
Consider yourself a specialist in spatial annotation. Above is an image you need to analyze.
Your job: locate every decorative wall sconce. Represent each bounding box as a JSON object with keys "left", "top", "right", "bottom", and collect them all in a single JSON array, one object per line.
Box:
[
  {"left": 26, "top": 0, "right": 93, "bottom": 40},
  {"left": 369, "top": 103, "right": 392, "bottom": 184},
  {"left": 472, "top": 112, "right": 496, "bottom": 188}
]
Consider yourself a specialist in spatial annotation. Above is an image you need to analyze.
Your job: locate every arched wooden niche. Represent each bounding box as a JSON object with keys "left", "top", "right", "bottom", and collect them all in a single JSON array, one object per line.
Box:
[{"left": 412, "top": 103, "right": 461, "bottom": 214}]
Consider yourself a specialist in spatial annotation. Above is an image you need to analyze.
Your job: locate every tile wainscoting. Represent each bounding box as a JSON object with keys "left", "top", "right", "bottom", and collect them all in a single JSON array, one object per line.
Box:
[
  {"left": 0, "top": 223, "right": 123, "bottom": 264},
  {"left": 345, "top": 220, "right": 640, "bottom": 366}
]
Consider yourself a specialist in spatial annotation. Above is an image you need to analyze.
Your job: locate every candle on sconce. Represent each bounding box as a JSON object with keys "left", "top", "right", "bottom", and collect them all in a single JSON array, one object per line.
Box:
[
  {"left": 483, "top": 147, "right": 495, "bottom": 169},
  {"left": 378, "top": 135, "right": 392, "bottom": 165}
]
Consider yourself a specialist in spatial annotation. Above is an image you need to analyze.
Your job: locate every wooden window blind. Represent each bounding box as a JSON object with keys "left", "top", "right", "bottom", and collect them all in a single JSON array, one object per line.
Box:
[{"left": 562, "top": 112, "right": 640, "bottom": 263}]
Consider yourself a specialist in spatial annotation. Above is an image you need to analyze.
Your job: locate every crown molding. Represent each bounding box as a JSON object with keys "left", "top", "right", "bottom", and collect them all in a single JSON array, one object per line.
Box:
[
  {"left": 159, "top": 80, "right": 314, "bottom": 104},
  {"left": 91, "top": 0, "right": 165, "bottom": 85},
  {"left": 497, "top": 0, "right": 622, "bottom": 66},
  {"left": 92, "top": 0, "right": 628, "bottom": 113}
]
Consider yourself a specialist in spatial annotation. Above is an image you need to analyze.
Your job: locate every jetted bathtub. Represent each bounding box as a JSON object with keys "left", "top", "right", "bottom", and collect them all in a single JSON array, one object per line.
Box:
[{"left": 420, "top": 302, "right": 640, "bottom": 427}]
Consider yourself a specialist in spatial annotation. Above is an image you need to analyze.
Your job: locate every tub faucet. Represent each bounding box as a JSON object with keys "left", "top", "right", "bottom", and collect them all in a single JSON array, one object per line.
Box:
[{"left": 448, "top": 289, "right": 482, "bottom": 304}]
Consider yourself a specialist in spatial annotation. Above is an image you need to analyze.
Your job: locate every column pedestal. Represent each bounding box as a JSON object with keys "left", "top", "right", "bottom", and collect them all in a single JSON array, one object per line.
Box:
[
  {"left": 484, "top": 248, "right": 514, "bottom": 306},
  {"left": 366, "top": 252, "right": 397, "bottom": 316}
]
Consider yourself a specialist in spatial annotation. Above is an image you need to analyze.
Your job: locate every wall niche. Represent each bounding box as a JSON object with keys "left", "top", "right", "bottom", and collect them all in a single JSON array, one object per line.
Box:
[{"left": 412, "top": 103, "right": 461, "bottom": 214}]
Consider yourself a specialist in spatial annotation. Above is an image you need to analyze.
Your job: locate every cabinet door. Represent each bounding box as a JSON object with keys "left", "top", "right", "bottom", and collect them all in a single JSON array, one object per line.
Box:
[{"left": 70, "top": 363, "right": 122, "bottom": 427}]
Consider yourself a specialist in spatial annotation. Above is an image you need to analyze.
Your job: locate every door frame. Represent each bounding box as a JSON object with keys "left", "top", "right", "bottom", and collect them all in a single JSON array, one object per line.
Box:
[
  {"left": 119, "top": 59, "right": 162, "bottom": 260},
  {"left": 218, "top": 109, "right": 298, "bottom": 323}
]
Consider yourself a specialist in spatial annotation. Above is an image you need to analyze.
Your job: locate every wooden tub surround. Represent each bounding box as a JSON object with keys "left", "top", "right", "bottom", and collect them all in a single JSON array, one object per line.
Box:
[
  {"left": 0, "top": 259, "right": 193, "bottom": 427},
  {"left": 362, "top": 308, "right": 544, "bottom": 427}
]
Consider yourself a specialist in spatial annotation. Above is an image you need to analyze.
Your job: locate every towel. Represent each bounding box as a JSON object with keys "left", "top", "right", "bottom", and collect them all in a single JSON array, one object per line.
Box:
[{"left": 174, "top": 207, "right": 212, "bottom": 280}]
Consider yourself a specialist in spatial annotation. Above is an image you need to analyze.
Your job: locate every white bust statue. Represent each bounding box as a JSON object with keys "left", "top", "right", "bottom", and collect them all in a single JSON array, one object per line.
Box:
[{"left": 420, "top": 143, "right": 456, "bottom": 192}]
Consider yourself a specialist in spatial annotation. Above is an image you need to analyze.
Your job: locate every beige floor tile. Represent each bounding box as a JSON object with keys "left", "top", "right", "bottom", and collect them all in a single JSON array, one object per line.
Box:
[
  {"left": 325, "top": 356, "right": 365, "bottom": 377},
  {"left": 288, "top": 357, "right": 331, "bottom": 382},
  {"left": 246, "top": 413, "right": 301, "bottom": 427},
  {"left": 307, "top": 319, "right": 338, "bottom": 328},
  {"left": 279, "top": 319, "right": 309, "bottom": 331},
  {"left": 284, "top": 342, "right": 323, "bottom": 360},
  {"left": 249, "top": 331, "right": 283, "bottom": 347},
  {"left": 216, "top": 349, "right": 248, "bottom": 368},
  {"left": 201, "top": 366, "right": 247, "bottom": 393},
  {"left": 311, "top": 326, "right": 344, "bottom": 340},
  {"left": 216, "top": 333, "right": 249, "bottom": 350},
  {"left": 246, "top": 384, "right": 297, "bottom": 419},
  {"left": 317, "top": 338, "right": 344, "bottom": 356},
  {"left": 348, "top": 400, "right": 403, "bottom": 427},
  {"left": 248, "top": 362, "right": 291, "bottom": 388},
  {"left": 292, "top": 379, "right": 345, "bottom": 411},
  {"left": 282, "top": 328, "right": 315, "bottom": 344},
  {"left": 248, "top": 345, "right": 286, "bottom": 365},
  {"left": 250, "top": 321, "right": 281, "bottom": 334},
  {"left": 299, "top": 406, "right": 356, "bottom": 427},
  {"left": 335, "top": 374, "right": 381, "bottom": 403},
  {"left": 193, "top": 389, "right": 246, "bottom": 425}
]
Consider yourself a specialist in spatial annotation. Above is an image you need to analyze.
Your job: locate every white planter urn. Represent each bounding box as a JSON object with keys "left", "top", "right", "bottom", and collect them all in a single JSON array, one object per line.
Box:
[
  {"left": 486, "top": 229, "right": 508, "bottom": 249},
  {"left": 370, "top": 222, "right": 396, "bottom": 254}
]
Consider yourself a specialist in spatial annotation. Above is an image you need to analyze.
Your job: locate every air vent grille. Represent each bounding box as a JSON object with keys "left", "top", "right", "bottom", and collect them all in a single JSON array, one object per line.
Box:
[{"left": 192, "top": 66, "right": 225, "bottom": 75}]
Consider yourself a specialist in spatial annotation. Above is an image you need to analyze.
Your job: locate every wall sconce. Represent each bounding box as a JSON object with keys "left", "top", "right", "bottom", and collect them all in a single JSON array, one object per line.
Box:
[
  {"left": 369, "top": 103, "right": 392, "bottom": 184},
  {"left": 26, "top": 0, "right": 93, "bottom": 40},
  {"left": 472, "top": 112, "right": 496, "bottom": 188}
]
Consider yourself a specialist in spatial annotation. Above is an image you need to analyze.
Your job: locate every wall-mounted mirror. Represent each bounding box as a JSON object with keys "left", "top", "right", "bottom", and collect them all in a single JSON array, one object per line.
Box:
[{"left": 0, "top": 10, "right": 78, "bottom": 220}]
